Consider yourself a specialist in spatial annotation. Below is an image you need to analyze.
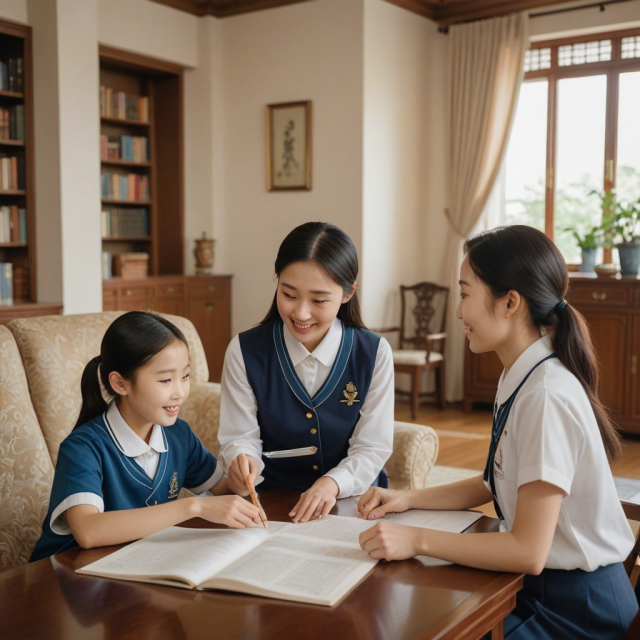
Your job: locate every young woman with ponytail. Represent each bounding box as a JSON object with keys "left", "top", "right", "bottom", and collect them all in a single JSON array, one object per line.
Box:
[
  {"left": 357, "top": 226, "right": 638, "bottom": 639},
  {"left": 30, "top": 311, "right": 262, "bottom": 562}
]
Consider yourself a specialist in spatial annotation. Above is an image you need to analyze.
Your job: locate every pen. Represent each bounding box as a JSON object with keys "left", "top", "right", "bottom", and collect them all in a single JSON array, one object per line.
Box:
[{"left": 245, "top": 475, "right": 268, "bottom": 530}]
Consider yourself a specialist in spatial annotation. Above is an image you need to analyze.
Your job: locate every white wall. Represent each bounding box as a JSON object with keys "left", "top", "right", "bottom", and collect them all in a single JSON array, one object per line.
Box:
[
  {"left": 220, "top": 0, "right": 365, "bottom": 335},
  {"left": 28, "top": 0, "right": 102, "bottom": 313},
  {"left": 362, "top": 0, "right": 441, "bottom": 332},
  {"left": 97, "top": 0, "right": 197, "bottom": 67},
  {"left": 0, "top": 0, "right": 27, "bottom": 24}
]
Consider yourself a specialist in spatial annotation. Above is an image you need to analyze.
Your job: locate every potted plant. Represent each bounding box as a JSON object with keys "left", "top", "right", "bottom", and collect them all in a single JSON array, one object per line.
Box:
[
  {"left": 612, "top": 196, "right": 640, "bottom": 276},
  {"left": 564, "top": 226, "right": 602, "bottom": 273}
]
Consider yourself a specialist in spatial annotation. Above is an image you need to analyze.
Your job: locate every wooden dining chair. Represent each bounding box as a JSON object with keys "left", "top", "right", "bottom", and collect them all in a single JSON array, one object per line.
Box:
[
  {"left": 622, "top": 501, "right": 640, "bottom": 580},
  {"left": 376, "top": 283, "right": 449, "bottom": 420}
]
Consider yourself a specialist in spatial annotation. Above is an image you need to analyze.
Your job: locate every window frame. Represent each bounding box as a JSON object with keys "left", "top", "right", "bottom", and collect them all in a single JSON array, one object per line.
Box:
[{"left": 523, "top": 29, "right": 640, "bottom": 245}]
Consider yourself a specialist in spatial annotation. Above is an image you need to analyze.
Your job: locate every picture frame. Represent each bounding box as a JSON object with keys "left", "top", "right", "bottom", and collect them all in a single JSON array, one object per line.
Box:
[{"left": 266, "top": 100, "right": 312, "bottom": 191}]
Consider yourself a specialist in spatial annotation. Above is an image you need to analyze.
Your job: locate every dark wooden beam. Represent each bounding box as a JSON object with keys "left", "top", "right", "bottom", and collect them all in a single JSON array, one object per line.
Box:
[
  {"left": 432, "top": 0, "right": 585, "bottom": 24},
  {"left": 149, "top": 0, "right": 314, "bottom": 18}
]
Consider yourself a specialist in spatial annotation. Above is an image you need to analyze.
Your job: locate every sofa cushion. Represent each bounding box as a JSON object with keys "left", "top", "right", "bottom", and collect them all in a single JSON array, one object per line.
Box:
[
  {"left": 8, "top": 312, "right": 209, "bottom": 465},
  {"left": 0, "top": 326, "right": 54, "bottom": 571}
]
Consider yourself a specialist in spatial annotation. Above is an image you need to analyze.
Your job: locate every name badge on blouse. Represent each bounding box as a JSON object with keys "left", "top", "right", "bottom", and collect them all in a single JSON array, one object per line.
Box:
[
  {"left": 494, "top": 448, "right": 505, "bottom": 481},
  {"left": 340, "top": 382, "right": 360, "bottom": 406},
  {"left": 168, "top": 471, "right": 179, "bottom": 499}
]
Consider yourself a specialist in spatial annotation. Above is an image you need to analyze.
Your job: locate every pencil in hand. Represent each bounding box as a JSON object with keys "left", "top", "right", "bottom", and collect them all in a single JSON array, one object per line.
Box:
[{"left": 244, "top": 475, "right": 268, "bottom": 530}]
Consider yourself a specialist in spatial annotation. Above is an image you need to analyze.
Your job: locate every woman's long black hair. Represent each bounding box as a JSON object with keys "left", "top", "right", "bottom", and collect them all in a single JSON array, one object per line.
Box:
[
  {"left": 73, "top": 311, "right": 188, "bottom": 430},
  {"left": 260, "top": 221, "right": 367, "bottom": 329},
  {"left": 465, "top": 225, "right": 621, "bottom": 463}
]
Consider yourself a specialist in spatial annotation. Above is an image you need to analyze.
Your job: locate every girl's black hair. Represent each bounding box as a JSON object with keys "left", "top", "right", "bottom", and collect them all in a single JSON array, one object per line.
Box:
[
  {"left": 74, "top": 311, "right": 188, "bottom": 430},
  {"left": 465, "top": 225, "right": 621, "bottom": 463},
  {"left": 260, "top": 221, "right": 367, "bottom": 329}
]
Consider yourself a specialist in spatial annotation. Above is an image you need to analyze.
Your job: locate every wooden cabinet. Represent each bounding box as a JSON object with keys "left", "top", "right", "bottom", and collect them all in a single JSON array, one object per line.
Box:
[
  {"left": 464, "top": 275, "right": 640, "bottom": 434},
  {"left": 102, "top": 275, "right": 232, "bottom": 382}
]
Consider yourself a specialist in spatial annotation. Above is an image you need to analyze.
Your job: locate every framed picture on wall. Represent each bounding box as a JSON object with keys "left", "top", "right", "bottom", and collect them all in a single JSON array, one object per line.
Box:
[{"left": 266, "top": 100, "right": 312, "bottom": 191}]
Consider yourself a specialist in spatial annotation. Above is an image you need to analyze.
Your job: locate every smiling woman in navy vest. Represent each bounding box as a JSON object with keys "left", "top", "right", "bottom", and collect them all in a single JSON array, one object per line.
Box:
[{"left": 219, "top": 222, "right": 394, "bottom": 523}]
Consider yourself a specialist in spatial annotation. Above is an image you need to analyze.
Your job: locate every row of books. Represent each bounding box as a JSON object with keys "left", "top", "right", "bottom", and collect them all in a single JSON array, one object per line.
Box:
[
  {"left": 0, "top": 155, "right": 25, "bottom": 190},
  {"left": 101, "top": 135, "right": 149, "bottom": 163},
  {"left": 0, "top": 206, "right": 27, "bottom": 243},
  {"left": 0, "top": 105, "right": 24, "bottom": 141},
  {"left": 101, "top": 207, "right": 149, "bottom": 238},
  {"left": 100, "top": 86, "right": 149, "bottom": 122},
  {"left": 101, "top": 172, "right": 150, "bottom": 202},
  {"left": 0, "top": 262, "right": 12, "bottom": 304},
  {"left": 0, "top": 58, "right": 23, "bottom": 93}
]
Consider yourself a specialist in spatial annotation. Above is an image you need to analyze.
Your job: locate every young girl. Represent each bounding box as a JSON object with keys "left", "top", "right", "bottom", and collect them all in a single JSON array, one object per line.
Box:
[
  {"left": 219, "top": 222, "right": 394, "bottom": 524},
  {"left": 357, "top": 225, "right": 638, "bottom": 638},
  {"left": 30, "top": 311, "right": 262, "bottom": 562}
]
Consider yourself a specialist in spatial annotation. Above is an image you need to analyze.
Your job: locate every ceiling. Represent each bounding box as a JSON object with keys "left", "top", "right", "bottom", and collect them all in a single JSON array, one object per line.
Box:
[{"left": 149, "top": 0, "right": 589, "bottom": 22}]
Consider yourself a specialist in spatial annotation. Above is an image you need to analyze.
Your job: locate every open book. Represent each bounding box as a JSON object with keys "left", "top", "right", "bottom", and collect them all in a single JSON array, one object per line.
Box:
[{"left": 76, "top": 509, "right": 483, "bottom": 606}]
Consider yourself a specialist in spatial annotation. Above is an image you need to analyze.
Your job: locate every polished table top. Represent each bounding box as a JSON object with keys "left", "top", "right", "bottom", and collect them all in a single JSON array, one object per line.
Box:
[{"left": 0, "top": 490, "right": 522, "bottom": 640}]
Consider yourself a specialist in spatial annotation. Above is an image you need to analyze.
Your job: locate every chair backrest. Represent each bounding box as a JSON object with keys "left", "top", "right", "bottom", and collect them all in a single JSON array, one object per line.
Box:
[
  {"left": 622, "top": 501, "right": 640, "bottom": 577},
  {"left": 399, "top": 282, "right": 449, "bottom": 351},
  {"left": 7, "top": 312, "right": 210, "bottom": 465},
  {"left": 0, "top": 325, "right": 54, "bottom": 572}
]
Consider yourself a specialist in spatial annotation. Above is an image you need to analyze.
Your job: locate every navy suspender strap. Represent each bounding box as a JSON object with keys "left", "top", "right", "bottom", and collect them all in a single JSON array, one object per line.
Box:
[{"left": 483, "top": 353, "right": 558, "bottom": 521}]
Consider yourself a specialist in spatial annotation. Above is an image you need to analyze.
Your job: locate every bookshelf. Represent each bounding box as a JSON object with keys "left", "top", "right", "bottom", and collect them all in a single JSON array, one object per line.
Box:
[
  {"left": 99, "top": 46, "right": 183, "bottom": 278},
  {"left": 0, "top": 19, "right": 35, "bottom": 304}
]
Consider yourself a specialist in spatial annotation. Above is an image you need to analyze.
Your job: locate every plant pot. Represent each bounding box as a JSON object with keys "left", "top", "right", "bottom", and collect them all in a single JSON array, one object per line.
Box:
[
  {"left": 580, "top": 248, "right": 597, "bottom": 273},
  {"left": 617, "top": 243, "right": 640, "bottom": 276}
]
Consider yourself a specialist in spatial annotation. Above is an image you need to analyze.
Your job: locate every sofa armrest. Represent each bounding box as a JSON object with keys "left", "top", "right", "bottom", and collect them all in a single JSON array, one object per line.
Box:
[
  {"left": 387, "top": 421, "right": 439, "bottom": 490},
  {"left": 179, "top": 382, "right": 221, "bottom": 458}
]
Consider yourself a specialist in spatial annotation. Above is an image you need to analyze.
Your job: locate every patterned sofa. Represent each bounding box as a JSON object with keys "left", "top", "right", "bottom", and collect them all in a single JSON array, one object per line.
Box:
[{"left": 0, "top": 312, "right": 439, "bottom": 573}]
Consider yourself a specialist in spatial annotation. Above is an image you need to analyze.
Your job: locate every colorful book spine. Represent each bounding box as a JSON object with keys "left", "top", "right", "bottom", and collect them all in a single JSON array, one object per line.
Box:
[
  {"left": 0, "top": 58, "right": 24, "bottom": 92},
  {"left": 99, "top": 86, "right": 149, "bottom": 123},
  {"left": 101, "top": 172, "right": 150, "bottom": 202},
  {"left": 0, "top": 262, "right": 13, "bottom": 304},
  {"left": 0, "top": 206, "right": 27, "bottom": 243},
  {"left": 101, "top": 207, "right": 149, "bottom": 238}
]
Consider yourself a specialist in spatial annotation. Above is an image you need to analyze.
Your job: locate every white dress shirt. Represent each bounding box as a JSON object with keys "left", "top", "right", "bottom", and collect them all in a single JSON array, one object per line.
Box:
[
  {"left": 50, "top": 401, "right": 222, "bottom": 534},
  {"left": 218, "top": 317, "right": 394, "bottom": 498},
  {"left": 488, "top": 334, "right": 634, "bottom": 571}
]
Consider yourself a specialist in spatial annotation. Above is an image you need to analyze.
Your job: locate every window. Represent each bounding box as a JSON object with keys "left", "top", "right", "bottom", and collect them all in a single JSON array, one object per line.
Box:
[{"left": 501, "top": 30, "right": 640, "bottom": 263}]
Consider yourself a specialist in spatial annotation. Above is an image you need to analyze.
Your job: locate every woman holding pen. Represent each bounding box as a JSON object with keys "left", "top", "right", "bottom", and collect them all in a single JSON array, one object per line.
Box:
[{"left": 219, "top": 222, "right": 394, "bottom": 524}]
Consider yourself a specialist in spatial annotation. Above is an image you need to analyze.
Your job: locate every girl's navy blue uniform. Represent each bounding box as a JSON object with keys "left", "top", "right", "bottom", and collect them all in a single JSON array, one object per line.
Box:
[
  {"left": 239, "top": 318, "right": 387, "bottom": 492},
  {"left": 30, "top": 416, "right": 217, "bottom": 562}
]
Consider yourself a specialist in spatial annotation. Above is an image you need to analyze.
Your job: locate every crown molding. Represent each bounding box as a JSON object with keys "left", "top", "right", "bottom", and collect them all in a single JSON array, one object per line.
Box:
[{"left": 148, "top": 0, "right": 592, "bottom": 22}]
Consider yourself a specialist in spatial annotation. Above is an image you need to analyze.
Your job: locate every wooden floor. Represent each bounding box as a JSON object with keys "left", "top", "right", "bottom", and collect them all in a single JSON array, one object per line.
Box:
[{"left": 394, "top": 400, "right": 640, "bottom": 479}]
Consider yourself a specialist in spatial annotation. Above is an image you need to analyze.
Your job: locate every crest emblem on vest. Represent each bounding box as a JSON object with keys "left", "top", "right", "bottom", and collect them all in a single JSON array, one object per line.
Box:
[
  {"left": 168, "top": 471, "right": 179, "bottom": 499},
  {"left": 340, "top": 382, "right": 360, "bottom": 406}
]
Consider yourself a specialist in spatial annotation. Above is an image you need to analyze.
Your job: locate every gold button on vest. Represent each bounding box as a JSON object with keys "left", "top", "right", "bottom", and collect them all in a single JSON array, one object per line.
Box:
[
  {"left": 310, "top": 428, "right": 317, "bottom": 434},
  {"left": 306, "top": 412, "right": 313, "bottom": 419},
  {"left": 313, "top": 465, "right": 318, "bottom": 471}
]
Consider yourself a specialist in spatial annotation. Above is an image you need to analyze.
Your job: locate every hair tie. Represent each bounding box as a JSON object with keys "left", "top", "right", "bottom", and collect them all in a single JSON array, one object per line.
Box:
[
  {"left": 92, "top": 354, "right": 102, "bottom": 364},
  {"left": 555, "top": 299, "right": 568, "bottom": 313}
]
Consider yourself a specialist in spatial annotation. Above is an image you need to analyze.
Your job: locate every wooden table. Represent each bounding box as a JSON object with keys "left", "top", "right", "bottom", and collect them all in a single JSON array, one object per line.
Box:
[{"left": 0, "top": 491, "right": 522, "bottom": 640}]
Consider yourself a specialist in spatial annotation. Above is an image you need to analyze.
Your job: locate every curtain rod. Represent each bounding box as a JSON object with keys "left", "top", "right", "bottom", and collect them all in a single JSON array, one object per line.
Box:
[{"left": 437, "top": 0, "right": 633, "bottom": 34}]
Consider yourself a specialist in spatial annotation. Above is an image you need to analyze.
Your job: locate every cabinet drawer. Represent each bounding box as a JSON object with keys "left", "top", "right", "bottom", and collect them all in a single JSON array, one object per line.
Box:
[
  {"left": 155, "top": 283, "right": 184, "bottom": 298},
  {"left": 570, "top": 286, "right": 629, "bottom": 307},
  {"left": 189, "top": 278, "right": 230, "bottom": 298},
  {"left": 120, "top": 285, "right": 151, "bottom": 300},
  {"left": 103, "top": 288, "right": 117, "bottom": 311}
]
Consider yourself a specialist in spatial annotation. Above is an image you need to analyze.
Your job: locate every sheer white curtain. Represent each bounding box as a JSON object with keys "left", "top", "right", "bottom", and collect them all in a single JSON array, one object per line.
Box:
[{"left": 443, "top": 12, "right": 529, "bottom": 402}]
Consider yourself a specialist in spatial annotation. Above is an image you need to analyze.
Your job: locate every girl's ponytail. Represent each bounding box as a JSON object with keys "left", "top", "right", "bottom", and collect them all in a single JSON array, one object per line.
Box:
[
  {"left": 553, "top": 304, "right": 621, "bottom": 462},
  {"left": 73, "top": 312, "right": 188, "bottom": 431},
  {"left": 74, "top": 355, "right": 109, "bottom": 429},
  {"left": 465, "top": 225, "right": 622, "bottom": 464}
]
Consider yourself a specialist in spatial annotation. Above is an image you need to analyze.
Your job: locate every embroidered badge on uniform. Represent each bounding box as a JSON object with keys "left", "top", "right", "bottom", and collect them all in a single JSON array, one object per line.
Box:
[
  {"left": 168, "top": 471, "right": 179, "bottom": 499},
  {"left": 340, "top": 381, "right": 360, "bottom": 406},
  {"left": 494, "top": 448, "right": 504, "bottom": 480}
]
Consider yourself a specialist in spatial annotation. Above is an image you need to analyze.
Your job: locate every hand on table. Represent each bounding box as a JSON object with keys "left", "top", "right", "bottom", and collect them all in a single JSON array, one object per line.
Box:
[
  {"left": 359, "top": 522, "right": 423, "bottom": 561},
  {"left": 356, "top": 486, "right": 411, "bottom": 520},
  {"left": 196, "top": 495, "right": 263, "bottom": 529},
  {"left": 227, "top": 453, "right": 261, "bottom": 497},
  {"left": 289, "top": 476, "right": 340, "bottom": 523}
]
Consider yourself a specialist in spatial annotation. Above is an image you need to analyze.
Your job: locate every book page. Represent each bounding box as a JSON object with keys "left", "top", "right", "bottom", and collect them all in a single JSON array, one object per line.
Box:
[
  {"left": 204, "top": 544, "right": 376, "bottom": 605},
  {"left": 77, "top": 526, "right": 269, "bottom": 587},
  {"left": 383, "top": 509, "right": 483, "bottom": 532},
  {"left": 278, "top": 515, "right": 376, "bottom": 544}
]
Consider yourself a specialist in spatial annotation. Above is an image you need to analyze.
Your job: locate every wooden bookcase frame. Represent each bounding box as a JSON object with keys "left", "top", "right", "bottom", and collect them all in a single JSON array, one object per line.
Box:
[
  {"left": 0, "top": 18, "right": 36, "bottom": 302},
  {"left": 99, "top": 46, "right": 184, "bottom": 278}
]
